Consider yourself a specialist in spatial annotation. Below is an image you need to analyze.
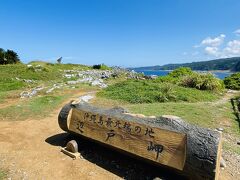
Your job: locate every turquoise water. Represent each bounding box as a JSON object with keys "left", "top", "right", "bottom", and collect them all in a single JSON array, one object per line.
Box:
[{"left": 134, "top": 70, "right": 232, "bottom": 80}]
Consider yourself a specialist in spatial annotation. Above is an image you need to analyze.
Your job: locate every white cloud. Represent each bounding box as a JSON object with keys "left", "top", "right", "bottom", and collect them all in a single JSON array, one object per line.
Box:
[
  {"left": 234, "top": 29, "right": 240, "bottom": 36},
  {"left": 201, "top": 34, "right": 225, "bottom": 47},
  {"left": 192, "top": 30, "right": 240, "bottom": 59},
  {"left": 223, "top": 40, "right": 240, "bottom": 56},
  {"left": 204, "top": 46, "right": 219, "bottom": 56},
  {"left": 203, "top": 40, "right": 240, "bottom": 58}
]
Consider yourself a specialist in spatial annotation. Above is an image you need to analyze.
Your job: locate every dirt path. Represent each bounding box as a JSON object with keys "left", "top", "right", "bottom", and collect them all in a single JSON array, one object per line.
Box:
[
  {"left": 212, "top": 90, "right": 239, "bottom": 105},
  {"left": 0, "top": 91, "right": 238, "bottom": 180},
  {"left": 0, "top": 91, "right": 122, "bottom": 180},
  {"left": 0, "top": 98, "right": 24, "bottom": 109}
]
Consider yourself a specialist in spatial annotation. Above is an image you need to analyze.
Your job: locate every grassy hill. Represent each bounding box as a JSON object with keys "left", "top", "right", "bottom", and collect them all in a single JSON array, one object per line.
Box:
[{"left": 131, "top": 57, "right": 240, "bottom": 71}]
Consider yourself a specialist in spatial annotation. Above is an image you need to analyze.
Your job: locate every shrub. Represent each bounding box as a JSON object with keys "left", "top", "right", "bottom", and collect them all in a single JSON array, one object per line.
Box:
[
  {"left": 224, "top": 73, "right": 240, "bottom": 90},
  {"left": 180, "top": 73, "right": 224, "bottom": 91},
  {"left": 92, "top": 64, "right": 111, "bottom": 70},
  {"left": 155, "top": 67, "right": 193, "bottom": 84},
  {"left": 155, "top": 75, "right": 176, "bottom": 83},
  {"left": 92, "top": 64, "right": 101, "bottom": 69},
  {"left": 155, "top": 67, "right": 224, "bottom": 92},
  {"left": 98, "top": 80, "right": 219, "bottom": 103},
  {"left": 168, "top": 67, "right": 193, "bottom": 78},
  {"left": 0, "top": 48, "right": 21, "bottom": 65}
]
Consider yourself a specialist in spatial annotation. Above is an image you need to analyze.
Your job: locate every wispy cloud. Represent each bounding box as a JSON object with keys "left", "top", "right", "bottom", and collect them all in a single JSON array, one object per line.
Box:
[
  {"left": 201, "top": 34, "right": 225, "bottom": 47},
  {"left": 234, "top": 28, "right": 240, "bottom": 36},
  {"left": 223, "top": 40, "right": 240, "bottom": 57},
  {"left": 193, "top": 34, "right": 225, "bottom": 49}
]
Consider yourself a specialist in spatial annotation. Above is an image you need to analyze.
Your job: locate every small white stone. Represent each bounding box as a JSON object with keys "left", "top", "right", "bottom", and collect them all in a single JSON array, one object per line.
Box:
[
  {"left": 220, "top": 157, "right": 226, "bottom": 168},
  {"left": 216, "top": 128, "right": 224, "bottom": 132}
]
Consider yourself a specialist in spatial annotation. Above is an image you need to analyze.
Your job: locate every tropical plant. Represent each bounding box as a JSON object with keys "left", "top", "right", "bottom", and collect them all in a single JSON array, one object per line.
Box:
[
  {"left": 181, "top": 73, "right": 224, "bottom": 91},
  {"left": 224, "top": 73, "right": 240, "bottom": 90}
]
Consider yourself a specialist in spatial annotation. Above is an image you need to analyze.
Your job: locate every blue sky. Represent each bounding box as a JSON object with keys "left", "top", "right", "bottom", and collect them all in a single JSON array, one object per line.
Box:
[{"left": 0, "top": 0, "right": 240, "bottom": 67}]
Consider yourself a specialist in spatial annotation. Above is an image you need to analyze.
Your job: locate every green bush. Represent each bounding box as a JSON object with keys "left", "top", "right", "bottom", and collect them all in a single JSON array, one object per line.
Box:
[
  {"left": 224, "top": 73, "right": 240, "bottom": 90},
  {"left": 180, "top": 73, "right": 224, "bottom": 91},
  {"left": 92, "top": 64, "right": 111, "bottom": 70},
  {"left": 155, "top": 67, "right": 224, "bottom": 92},
  {"left": 168, "top": 67, "right": 193, "bottom": 78},
  {"left": 98, "top": 80, "right": 219, "bottom": 103},
  {"left": 155, "top": 75, "right": 176, "bottom": 83}
]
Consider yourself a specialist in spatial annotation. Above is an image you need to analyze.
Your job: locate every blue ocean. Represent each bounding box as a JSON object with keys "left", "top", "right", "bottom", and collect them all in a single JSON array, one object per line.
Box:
[{"left": 134, "top": 70, "right": 232, "bottom": 80}]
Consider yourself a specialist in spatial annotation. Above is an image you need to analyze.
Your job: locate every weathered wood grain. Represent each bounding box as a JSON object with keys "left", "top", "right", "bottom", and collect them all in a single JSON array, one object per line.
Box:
[
  {"left": 69, "top": 108, "right": 187, "bottom": 170},
  {"left": 58, "top": 102, "right": 222, "bottom": 180}
]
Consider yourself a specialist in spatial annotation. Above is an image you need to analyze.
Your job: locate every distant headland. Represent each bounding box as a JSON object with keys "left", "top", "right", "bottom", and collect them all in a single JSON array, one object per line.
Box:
[{"left": 129, "top": 57, "right": 240, "bottom": 72}]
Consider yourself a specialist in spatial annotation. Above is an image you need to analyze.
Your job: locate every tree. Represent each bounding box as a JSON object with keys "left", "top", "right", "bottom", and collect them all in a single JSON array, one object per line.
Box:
[
  {"left": 0, "top": 48, "right": 21, "bottom": 65},
  {"left": 5, "top": 50, "right": 20, "bottom": 64},
  {"left": 0, "top": 48, "right": 6, "bottom": 65}
]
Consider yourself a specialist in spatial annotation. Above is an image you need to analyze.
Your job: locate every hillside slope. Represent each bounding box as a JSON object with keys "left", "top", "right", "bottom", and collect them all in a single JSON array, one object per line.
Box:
[{"left": 131, "top": 57, "right": 240, "bottom": 71}]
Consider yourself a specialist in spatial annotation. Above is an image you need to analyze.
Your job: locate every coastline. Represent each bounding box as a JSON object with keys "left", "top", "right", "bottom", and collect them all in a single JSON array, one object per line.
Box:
[
  {"left": 196, "top": 70, "right": 232, "bottom": 73},
  {"left": 134, "top": 69, "right": 233, "bottom": 73},
  {"left": 133, "top": 69, "right": 233, "bottom": 79}
]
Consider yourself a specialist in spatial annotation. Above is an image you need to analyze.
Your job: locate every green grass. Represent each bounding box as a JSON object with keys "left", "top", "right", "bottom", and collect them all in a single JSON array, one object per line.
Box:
[
  {"left": 0, "top": 92, "right": 7, "bottom": 103},
  {"left": 29, "top": 61, "right": 91, "bottom": 71},
  {"left": 0, "top": 62, "right": 92, "bottom": 92},
  {"left": 0, "top": 95, "right": 70, "bottom": 121},
  {"left": 0, "top": 62, "right": 99, "bottom": 121},
  {"left": 98, "top": 80, "right": 220, "bottom": 103},
  {"left": 94, "top": 97, "right": 230, "bottom": 129},
  {"left": 126, "top": 101, "right": 239, "bottom": 134},
  {"left": 0, "top": 169, "right": 6, "bottom": 180}
]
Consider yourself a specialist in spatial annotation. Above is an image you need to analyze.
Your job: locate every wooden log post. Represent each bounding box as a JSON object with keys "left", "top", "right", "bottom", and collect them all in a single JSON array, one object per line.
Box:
[{"left": 58, "top": 102, "right": 222, "bottom": 180}]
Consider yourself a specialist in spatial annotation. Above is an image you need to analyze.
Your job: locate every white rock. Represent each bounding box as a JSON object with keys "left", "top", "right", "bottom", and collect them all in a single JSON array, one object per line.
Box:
[
  {"left": 91, "top": 79, "right": 102, "bottom": 86},
  {"left": 23, "top": 79, "right": 34, "bottom": 83},
  {"left": 20, "top": 86, "right": 44, "bottom": 98},
  {"left": 67, "top": 81, "right": 78, "bottom": 85},
  {"left": 216, "top": 128, "right": 224, "bottom": 132},
  {"left": 64, "top": 74, "right": 75, "bottom": 78},
  {"left": 99, "top": 83, "right": 108, "bottom": 88},
  {"left": 79, "top": 95, "right": 94, "bottom": 102},
  {"left": 46, "top": 88, "right": 55, "bottom": 94},
  {"left": 220, "top": 157, "right": 226, "bottom": 168}
]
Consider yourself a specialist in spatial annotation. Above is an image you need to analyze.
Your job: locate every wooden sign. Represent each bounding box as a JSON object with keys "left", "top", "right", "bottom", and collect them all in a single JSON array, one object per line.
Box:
[
  {"left": 58, "top": 102, "right": 222, "bottom": 180},
  {"left": 68, "top": 108, "right": 187, "bottom": 170}
]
